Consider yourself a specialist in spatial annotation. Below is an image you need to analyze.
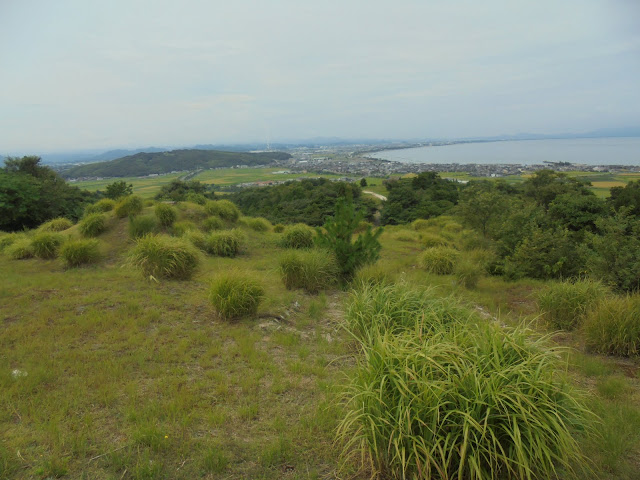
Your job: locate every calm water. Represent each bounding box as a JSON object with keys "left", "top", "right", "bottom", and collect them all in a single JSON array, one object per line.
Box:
[{"left": 368, "top": 137, "right": 640, "bottom": 166}]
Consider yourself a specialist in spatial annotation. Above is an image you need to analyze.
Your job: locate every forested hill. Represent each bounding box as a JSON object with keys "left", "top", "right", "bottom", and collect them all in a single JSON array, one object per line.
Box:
[{"left": 62, "top": 149, "right": 292, "bottom": 178}]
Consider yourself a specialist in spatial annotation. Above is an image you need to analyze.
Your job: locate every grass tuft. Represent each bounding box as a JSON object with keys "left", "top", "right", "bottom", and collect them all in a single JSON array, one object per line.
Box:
[
  {"left": 5, "top": 237, "right": 34, "bottom": 260},
  {"left": 154, "top": 203, "right": 177, "bottom": 227},
  {"left": 114, "top": 195, "right": 144, "bottom": 218},
  {"left": 31, "top": 232, "right": 64, "bottom": 259},
  {"left": 280, "top": 224, "right": 314, "bottom": 249},
  {"left": 84, "top": 198, "right": 116, "bottom": 215},
  {"left": 418, "top": 246, "right": 459, "bottom": 274},
  {"left": 129, "top": 234, "right": 200, "bottom": 280},
  {"left": 209, "top": 271, "right": 264, "bottom": 320},
  {"left": 537, "top": 279, "right": 609, "bottom": 331},
  {"left": 204, "top": 199, "right": 241, "bottom": 222},
  {"left": 60, "top": 239, "right": 101, "bottom": 267},
  {"left": 204, "top": 230, "right": 244, "bottom": 257},
  {"left": 279, "top": 249, "right": 339, "bottom": 293},
  {"left": 584, "top": 294, "right": 640, "bottom": 356},
  {"left": 38, "top": 217, "right": 73, "bottom": 232},
  {"left": 201, "top": 216, "right": 225, "bottom": 232},
  {"left": 79, "top": 213, "right": 108, "bottom": 237},
  {"left": 129, "top": 215, "right": 159, "bottom": 239}
]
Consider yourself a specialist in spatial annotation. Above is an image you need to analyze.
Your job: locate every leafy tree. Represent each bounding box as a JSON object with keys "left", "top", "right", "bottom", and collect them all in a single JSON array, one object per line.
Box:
[
  {"left": 609, "top": 180, "right": 640, "bottom": 216},
  {"left": 0, "top": 171, "right": 42, "bottom": 231},
  {"left": 155, "top": 179, "right": 214, "bottom": 202},
  {"left": 522, "top": 170, "right": 591, "bottom": 209},
  {"left": 104, "top": 180, "right": 133, "bottom": 199},
  {"left": 456, "top": 181, "right": 507, "bottom": 236},
  {"left": 315, "top": 197, "right": 383, "bottom": 279},
  {"left": 360, "top": 178, "right": 368, "bottom": 187},
  {"left": 548, "top": 193, "right": 607, "bottom": 233}
]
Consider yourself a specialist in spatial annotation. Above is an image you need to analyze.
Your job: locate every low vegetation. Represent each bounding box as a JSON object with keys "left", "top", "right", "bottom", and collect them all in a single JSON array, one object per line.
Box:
[
  {"left": 280, "top": 224, "right": 315, "bottom": 249},
  {"left": 128, "top": 215, "right": 159, "bottom": 239},
  {"left": 114, "top": 195, "right": 144, "bottom": 218},
  {"left": 204, "top": 230, "right": 243, "bottom": 257},
  {"left": 79, "top": 213, "right": 108, "bottom": 237},
  {"left": 128, "top": 234, "right": 200, "bottom": 280},
  {"left": 584, "top": 295, "right": 640, "bottom": 356},
  {"left": 38, "top": 217, "right": 73, "bottom": 232},
  {"left": 209, "top": 271, "right": 264, "bottom": 320},
  {"left": 31, "top": 232, "right": 64, "bottom": 259},
  {"left": 154, "top": 203, "right": 177, "bottom": 227},
  {"left": 418, "top": 246, "right": 459, "bottom": 274},
  {"left": 60, "top": 239, "right": 101, "bottom": 267},
  {"left": 537, "top": 279, "right": 609, "bottom": 330},
  {"left": 279, "top": 249, "right": 339, "bottom": 293}
]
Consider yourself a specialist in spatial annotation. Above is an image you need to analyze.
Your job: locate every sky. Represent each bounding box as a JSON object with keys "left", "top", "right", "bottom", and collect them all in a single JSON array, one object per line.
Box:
[{"left": 1, "top": 0, "right": 639, "bottom": 153}]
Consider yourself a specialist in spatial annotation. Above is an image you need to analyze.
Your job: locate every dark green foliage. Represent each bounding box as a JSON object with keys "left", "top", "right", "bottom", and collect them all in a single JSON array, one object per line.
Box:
[
  {"left": 228, "top": 178, "right": 375, "bottom": 226},
  {"left": 204, "top": 230, "right": 243, "bottom": 257},
  {"left": 609, "top": 180, "right": 640, "bottom": 216},
  {"left": 129, "top": 215, "right": 159, "bottom": 239},
  {"left": 584, "top": 295, "right": 640, "bottom": 356},
  {"left": 31, "top": 232, "right": 64, "bottom": 259},
  {"left": 315, "top": 197, "right": 383, "bottom": 279},
  {"left": 60, "top": 239, "right": 101, "bottom": 267},
  {"left": 523, "top": 169, "right": 592, "bottom": 209},
  {"left": 204, "top": 200, "right": 240, "bottom": 222},
  {"left": 38, "top": 217, "right": 73, "bottom": 232},
  {"left": 456, "top": 181, "right": 508, "bottom": 236},
  {"left": 64, "top": 149, "right": 291, "bottom": 178},
  {"left": 103, "top": 180, "right": 133, "bottom": 200},
  {"left": 1, "top": 156, "right": 94, "bottom": 231},
  {"left": 359, "top": 178, "right": 367, "bottom": 187},
  {"left": 79, "top": 213, "right": 108, "bottom": 237},
  {"left": 380, "top": 172, "right": 459, "bottom": 225},
  {"left": 548, "top": 193, "right": 607, "bottom": 232},
  {"left": 129, "top": 234, "right": 200, "bottom": 280},
  {"left": 279, "top": 249, "right": 339, "bottom": 293},
  {"left": 280, "top": 224, "right": 314, "bottom": 249},
  {"left": 154, "top": 203, "right": 177, "bottom": 227},
  {"left": 209, "top": 272, "right": 264, "bottom": 320},
  {"left": 115, "top": 195, "right": 144, "bottom": 218},
  {"left": 155, "top": 179, "right": 214, "bottom": 202}
]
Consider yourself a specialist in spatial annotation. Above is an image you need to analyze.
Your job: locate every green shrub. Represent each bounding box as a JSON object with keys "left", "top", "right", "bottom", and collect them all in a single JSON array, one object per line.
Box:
[
  {"left": 5, "top": 238, "right": 34, "bottom": 260},
  {"left": 204, "top": 200, "right": 241, "bottom": 222},
  {"left": 419, "top": 232, "right": 449, "bottom": 248},
  {"left": 114, "top": 195, "right": 144, "bottom": 218},
  {"left": 346, "top": 283, "right": 473, "bottom": 344},
  {"left": 273, "top": 223, "right": 285, "bottom": 233},
  {"left": 84, "top": 198, "right": 116, "bottom": 215},
  {"left": 31, "top": 232, "right": 64, "bottom": 259},
  {"left": 129, "top": 215, "right": 159, "bottom": 239},
  {"left": 243, "top": 217, "right": 271, "bottom": 232},
  {"left": 129, "top": 234, "right": 200, "bottom": 280},
  {"left": 185, "top": 192, "right": 207, "bottom": 205},
  {"left": 171, "top": 220, "right": 197, "bottom": 236},
  {"left": 154, "top": 203, "right": 177, "bottom": 227},
  {"left": 79, "top": 213, "right": 108, "bottom": 237},
  {"left": 584, "top": 295, "right": 640, "bottom": 356},
  {"left": 38, "top": 217, "right": 73, "bottom": 232},
  {"left": 338, "top": 322, "right": 593, "bottom": 480},
  {"left": 60, "top": 239, "right": 101, "bottom": 267},
  {"left": 176, "top": 202, "right": 208, "bottom": 221},
  {"left": 280, "top": 224, "right": 314, "bottom": 249},
  {"left": 442, "top": 220, "right": 464, "bottom": 233},
  {"left": 279, "top": 249, "right": 339, "bottom": 293},
  {"left": 411, "top": 219, "right": 430, "bottom": 231},
  {"left": 182, "top": 229, "right": 208, "bottom": 251},
  {"left": 454, "top": 257, "right": 483, "bottom": 289},
  {"left": 418, "top": 246, "right": 459, "bottom": 274},
  {"left": 202, "top": 216, "right": 225, "bottom": 232},
  {"left": 0, "top": 233, "right": 19, "bottom": 252},
  {"left": 204, "top": 230, "right": 243, "bottom": 257},
  {"left": 537, "top": 279, "right": 609, "bottom": 331},
  {"left": 209, "top": 272, "right": 264, "bottom": 320}
]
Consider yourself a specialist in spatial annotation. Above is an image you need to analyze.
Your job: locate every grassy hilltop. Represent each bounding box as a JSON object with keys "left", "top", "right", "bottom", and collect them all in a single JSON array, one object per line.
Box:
[{"left": 1, "top": 191, "right": 640, "bottom": 479}]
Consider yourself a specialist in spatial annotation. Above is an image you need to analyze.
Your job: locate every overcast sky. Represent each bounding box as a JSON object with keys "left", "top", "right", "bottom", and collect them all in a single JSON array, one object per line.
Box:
[{"left": 1, "top": 0, "right": 639, "bottom": 152}]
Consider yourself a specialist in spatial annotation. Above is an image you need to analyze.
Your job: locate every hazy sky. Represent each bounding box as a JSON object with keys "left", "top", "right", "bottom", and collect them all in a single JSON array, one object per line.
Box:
[{"left": 1, "top": 0, "right": 639, "bottom": 152}]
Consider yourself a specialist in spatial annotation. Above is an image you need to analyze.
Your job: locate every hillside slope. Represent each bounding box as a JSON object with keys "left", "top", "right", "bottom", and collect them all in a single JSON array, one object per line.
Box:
[{"left": 63, "top": 149, "right": 292, "bottom": 178}]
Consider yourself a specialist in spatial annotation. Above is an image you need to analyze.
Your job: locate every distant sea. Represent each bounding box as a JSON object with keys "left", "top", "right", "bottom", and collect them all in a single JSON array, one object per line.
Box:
[{"left": 368, "top": 137, "right": 640, "bottom": 166}]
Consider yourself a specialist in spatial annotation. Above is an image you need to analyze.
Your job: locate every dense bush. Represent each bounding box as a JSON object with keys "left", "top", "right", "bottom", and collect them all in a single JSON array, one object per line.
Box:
[
  {"left": 38, "top": 217, "right": 73, "bottom": 232},
  {"left": 418, "top": 246, "right": 459, "bottom": 274},
  {"left": 204, "top": 200, "right": 241, "bottom": 222},
  {"left": 154, "top": 203, "right": 177, "bottom": 227},
  {"left": 280, "top": 224, "right": 314, "bottom": 249},
  {"left": 114, "top": 195, "right": 143, "bottom": 218},
  {"left": 129, "top": 234, "right": 200, "bottom": 280},
  {"left": 60, "top": 239, "right": 101, "bottom": 267},
  {"left": 584, "top": 295, "right": 640, "bottom": 356},
  {"left": 279, "top": 249, "right": 339, "bottom": 293},
  {"left": 84, "top": 198, "right": 116, "bottom": 215},
  {"left": 31, "top": 232, "right": 64, "bottom": 259},
  {"left": 337, "top": 322, "right": 592, "bottom": 480},
  {"left": 201, "top": 216, "right": 225, "bottom": 232},
  {"left": 79, "top": 213, "right": 108, "bottom": 237},
  {"left": 129, "top": 215, "right": 159, "bottom": 239},
  {"left": 5, "top": 238, "right": 34, "bottom": 259},
  {"left": 209, "top": 272, "right": 264, "bottom": 320},
  {"left": 537, "top": 279, "right": 609, "bottom": 331},
  {"left": 204, "top": 230, "right": 243, "bottom": 257}
]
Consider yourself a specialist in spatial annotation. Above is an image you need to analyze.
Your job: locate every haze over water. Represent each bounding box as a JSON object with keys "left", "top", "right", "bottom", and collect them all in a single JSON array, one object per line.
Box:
[{"left": 369, "top": 137, "right": 640, "bottom": 166}]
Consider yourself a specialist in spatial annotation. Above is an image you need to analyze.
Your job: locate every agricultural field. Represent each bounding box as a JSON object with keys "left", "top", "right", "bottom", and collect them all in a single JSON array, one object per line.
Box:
[
  {"left": 2, "top": 196, "right": 640, "bottom": 479},
  {"left": 69, "top": 173, "right": 185, "bottom": 198}
]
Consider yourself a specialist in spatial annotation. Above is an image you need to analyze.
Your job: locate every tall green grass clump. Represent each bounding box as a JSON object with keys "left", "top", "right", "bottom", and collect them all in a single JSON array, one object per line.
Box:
[
  {"left": 182, "top": 229, "right": 208, "bottom": 251},
  {"left": 209, "top": 272, "right": 264, "bottom": 320},
  {"left": 346, "top": 283, "right": 473, "bottom": 344},
  {"left": 201, "top": 216, "right": 225, "bottom": 232},
  {"left": 419, "top": 232, "right": 449, "bottom": 248},
  {"left": 171, "top": 220, "right": 197, "bottom": 236},
  {"left": 584, "top": 295, "right": 640, "bottom": 356},
  {"left": 338, "top": 322, "right": 593, "bottom": 480},
  {"left": 38, "top": 217, "right": 73, "bottom": 232},
  {"left": 454, "top": 257, "right": 484, "bottom": 289},
  {"left": 154, "top": 203, "right": 177, "bottom": 227},
  {"left": 242, "top": 217, "right": 271, "bottom": 232},
  {"left": 31, "top": 232, "right": 64, "bottom": 259},
  {"left": 5, "top": 238, "right": 34, "bottom": 260},
  {"left": 273, "top": 223, "right": 285, "bottom": 233},
  {"left": 204, "top": 199, "right": 241, "bottom": 222},
  {"left": 129, "top": 215, "right": 159, "bottom": 239},
  {"left": 60, "top": 239, "right": 101, "bottom": 267},
  {"left": 84, "top": 198, "right": 116, "bottom": 215},
  {"left": 114, "top": 195, "right": 144, "bottom": 218},
  {"left": 204, "top": 230, "right": 244, "bottom": 257},
  {"left": 418, "top": 246, "right": 459, "bottom": 274},
  {"left": 279, "top": 249, "right": 339, "bottom": 293},
  {"left": 176, "top": 201, "right": 208, "bottom": 221},
  {"left": 411, "top": 219, "right": 430, "bottom": 231},
  {"left": 79, "top": 213, "right": 108, "bottom": 237},
  {"left": 280, "top": 224, "right": 314, "bottom": 249},
  {"left": 537, "top": 279, "right": 609, "bottom": 331},
  {"left": 0, "top": 233, "right": 19, "bottom": 253},
  {"left": 353, "top": 263, "right": 396, "bottom": 287},
  {"left": 129, "top": 234, "right": 200, "bottom": 280}
]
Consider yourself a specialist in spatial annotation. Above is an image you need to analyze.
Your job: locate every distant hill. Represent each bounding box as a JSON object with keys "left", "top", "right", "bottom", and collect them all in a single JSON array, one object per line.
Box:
[{"left": 62, "top": 149, "right": 292, "bottom": 178}]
